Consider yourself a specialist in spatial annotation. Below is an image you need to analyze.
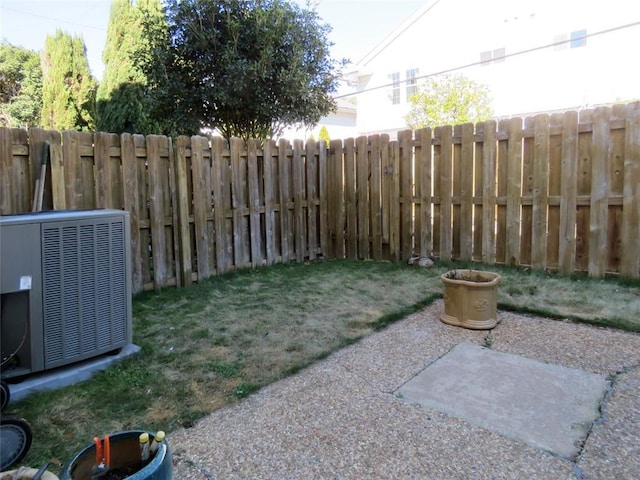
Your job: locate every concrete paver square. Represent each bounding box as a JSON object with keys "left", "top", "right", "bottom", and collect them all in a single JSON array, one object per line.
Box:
[{"left": 397, "top": 342, "right": 610, "bottom": 460}]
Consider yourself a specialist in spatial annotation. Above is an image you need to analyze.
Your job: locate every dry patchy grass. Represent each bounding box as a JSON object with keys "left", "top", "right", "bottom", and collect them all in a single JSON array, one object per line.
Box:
[{"left": 6, "top": 259, "right": 639, "bottom": 471}]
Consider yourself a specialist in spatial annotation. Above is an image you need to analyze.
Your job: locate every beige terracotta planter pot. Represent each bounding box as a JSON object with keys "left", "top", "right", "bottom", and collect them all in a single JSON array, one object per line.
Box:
[{"left": 440, "top": 270, "right": 501, "bottom": 330}]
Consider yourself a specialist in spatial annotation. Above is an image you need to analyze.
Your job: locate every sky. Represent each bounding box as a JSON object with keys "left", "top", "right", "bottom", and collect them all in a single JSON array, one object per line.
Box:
[{"left": 0, "top": 0, "right": 425, "bottom": 81}]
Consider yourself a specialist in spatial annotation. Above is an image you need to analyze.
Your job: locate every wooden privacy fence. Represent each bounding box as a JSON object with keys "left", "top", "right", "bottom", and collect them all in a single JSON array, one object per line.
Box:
[
  {"left": 328, "top": 102, "right": 640, "bottom": 279},
  {"left": 1, "top": 130, "right": 329, "bottom": 292},
  {"left": 1, "top": 102, "right": 639, "bottom": 292}
]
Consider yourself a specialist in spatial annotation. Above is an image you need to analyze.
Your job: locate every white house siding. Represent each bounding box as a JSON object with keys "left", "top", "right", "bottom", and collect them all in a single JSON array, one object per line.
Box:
[
  {"left": 348, "top": 0, "right": 640, "bottom": 137},
  {"left": 280, "top": 98, "right": 357, "bottom": 142}
]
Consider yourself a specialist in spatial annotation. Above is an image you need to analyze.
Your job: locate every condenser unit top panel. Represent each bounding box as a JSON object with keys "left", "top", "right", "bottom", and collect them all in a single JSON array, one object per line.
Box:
[{"left": 0, "top": 209, "right": 126, "bottom": 226}]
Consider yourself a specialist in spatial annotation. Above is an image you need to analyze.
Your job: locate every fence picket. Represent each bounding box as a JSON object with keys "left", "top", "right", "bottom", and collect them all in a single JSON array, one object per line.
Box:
[
  {"left": 146, "top": 135, "right": 167, "bottom": 289},
  {"left": 532, "top": 114, "right": 550, "bottom": 269},
  {"left": 318, "top": 139, "right": 329, "bottom": 259},
  {"left": 356, "top": 135, "right": 370, "bottom": 259},
  {"left": 546, "top": 114, "right": 563, "bottom": 270},
  {"left": 174, "top": 136, "right": 193, "bottom": 287},
  {"left": 62, "top": 131, "right": 80, "bottom": 209},
  {"left": 278, "top": 138, "right": 292, "bottom": 263},
  {"left": 506, "top": 118, "right": 523, "bottom": 266},
  {"left": 248, "top": 139, "right": 263, "bottom": 267},
  {"left": 380, "top": 135, "right": 391, "bottom": 257},
  {"left": 575, "top": 109, "right": 593, "bottom": 271},
  {"left": 293, "top": 139, "right": 306, "bottom": 263},
  {"left": 212, "top": 137, "right": 229, "bottom": 272},
  {"left": 520, "top": 117, "right": 534, "bottom": 266},
  {"left": 495, "top": 119, "right": 510, "bottom": 264},
  {"left": 0, "top": 128, "right": 13, "bottom": 214},
  {"left": 94, "top": 132, "right": 111, "bottom": 209},
  {"left": 607, "top": 107, "right": 626, "bottom": 273},
  {"left": 388, "top": 139, "right": 400, "bottom": 260},
  {"left": 191, "top": 136, "right": 212, "bottom": 280},
  {"left": 306, "top": 140, "right": 318, "bottom": 261},
  {"left": 439, "top": 126, "right": 453, "bottom": 261},
  {"left": 263, "top": 140, "right": 277, "bottom": 265},
  {"left": 416, "top": 128, "right": 432, "bottom": 257},
  {"left": 399, "top": 130, "right": 413, "bottom": 259},
  {"left": 473, "top": 123, "right": 484, "bottom": 261},
  {"left": 621, "top": 102, "right": 640, "bottom": 277},
  {"left": 588, "top": 107, "right": 611, "bottom": 277},
  {"left": 121, "top": 133, "right": 143, "bottom": 292},
  {"left": 459, "top": 123, "right": 474, "bottom": 261},
  {"left": 328, "top": 139, "right": 345, "bottom": 258},
  {"left": 47, "top": 130, "right": 65, "bottom": 210},
  {"left": 559, "top": 111, "right": 579, "bottom": 275},
  {"left": 344, "top": 138, "right": 357, "bottom": 259},
  {"left": 167, "top": 137, "right": 182, "bottom": 287},
  {"left": 369, "top": 135, "right": 382, "bottom": 259},
  {"left": 230, "top": 138, "right": 247, "bottom": 267},
  {"left": 481, "top": 121, "right": 497, "bottom": 264}
]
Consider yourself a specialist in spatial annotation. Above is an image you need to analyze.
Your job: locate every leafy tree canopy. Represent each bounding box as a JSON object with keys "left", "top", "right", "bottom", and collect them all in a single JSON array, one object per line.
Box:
[
  {"left": 142, "top": 0, "right": 344, "bottom": 140},
  {"left": 405, "top": 74, "right": 493, "bottom": 129},
  {"left": 41, "top": 30, "right": 96, "bottom": 131},
  {"left": 0, "top": 43, "right": 43, "bottom": 127},
  {"left": 97, "top": 0, "right": 165, "bottom": 134}
]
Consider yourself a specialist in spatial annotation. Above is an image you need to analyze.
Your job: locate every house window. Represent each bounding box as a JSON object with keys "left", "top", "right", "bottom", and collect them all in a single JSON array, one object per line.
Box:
[
  {"left": 570, "top": 29, "right": 587, "bottom": 48},
  {"left": 389, "top": 72, "right": 400, "bottom": 105},
  {"left": 480, "top": 48, "right": 506, "bottom": 66},
  {"left": 406, "top": 68, "right": 419, "bottom": 100}
]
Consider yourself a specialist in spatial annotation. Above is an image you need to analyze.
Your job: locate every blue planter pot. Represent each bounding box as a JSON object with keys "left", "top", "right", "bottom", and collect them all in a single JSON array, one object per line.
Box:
[{"left": 59, "top": 430, "right": 172, "bottom": 480}]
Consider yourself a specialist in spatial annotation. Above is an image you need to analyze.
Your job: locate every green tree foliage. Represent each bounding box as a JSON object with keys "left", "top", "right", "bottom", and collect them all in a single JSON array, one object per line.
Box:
[
  {"left": 41, "top": 30, "right": 96, "bottom": 131},
  {"left": 142, "top": 0, "right": 343, "bottom": 140},
  {"left": 318, "top": 125, "right": 330, "bottom": 146},
  {"left": 405, "top": 74, "right": 493, "bottom": 129},
  {"left": 97, "top": 0, "right": 165, "bottom": 133},
  {"left": 0, "top": 43, "right": 43, "bottom": 127}
]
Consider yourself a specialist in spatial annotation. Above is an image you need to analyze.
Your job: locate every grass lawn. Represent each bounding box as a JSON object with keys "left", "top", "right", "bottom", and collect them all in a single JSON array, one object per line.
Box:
[{"left": 5, "top": 259, "right": 640, "bottom": 471}]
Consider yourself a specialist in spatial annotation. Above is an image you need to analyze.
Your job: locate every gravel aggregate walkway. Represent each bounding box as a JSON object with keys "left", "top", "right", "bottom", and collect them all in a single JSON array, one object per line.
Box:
[{"left": 168, "top": 301, "right": 640, "bottom": 479}]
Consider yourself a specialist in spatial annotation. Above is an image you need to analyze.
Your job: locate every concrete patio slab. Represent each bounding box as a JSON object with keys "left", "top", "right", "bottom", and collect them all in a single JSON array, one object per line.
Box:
[
  {"left": 396, "top": 342, "right": 610, "bottom": 460},
  {"left": 169, "top": 302, "right": 640, "bottom": 479}
]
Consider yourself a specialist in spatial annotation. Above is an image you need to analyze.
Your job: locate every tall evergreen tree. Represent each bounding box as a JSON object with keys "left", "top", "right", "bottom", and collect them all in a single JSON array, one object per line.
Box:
[
  {"left": 41, "top": 30, "right": 96, "bottom": 131},
  {"left": 0, "top": 43, "right": 43, "bottom": 128},
  {"left": 97, "top": 0, "right": 164, "bottom": 133}
]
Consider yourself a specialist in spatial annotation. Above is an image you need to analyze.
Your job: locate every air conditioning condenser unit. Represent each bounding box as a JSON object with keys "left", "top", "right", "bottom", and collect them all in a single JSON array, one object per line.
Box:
[{"left": 1, "top": 209, "right": 133, "bottom": 380}]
